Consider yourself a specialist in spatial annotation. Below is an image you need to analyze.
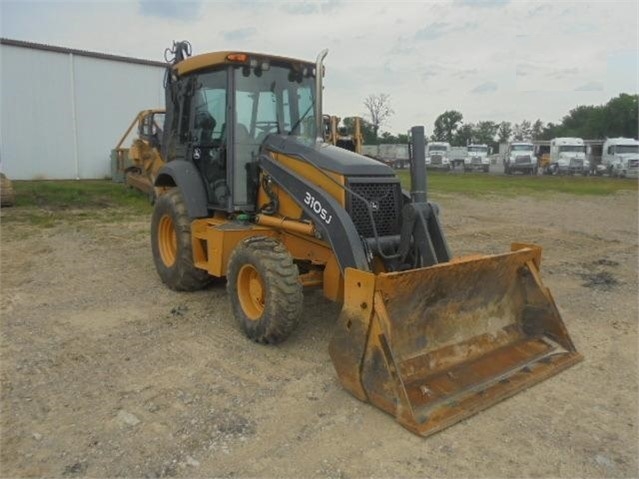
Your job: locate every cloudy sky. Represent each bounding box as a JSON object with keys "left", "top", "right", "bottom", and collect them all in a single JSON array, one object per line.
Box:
[{"left": 1, "top": 0, "right": 637, "bottom": 134}]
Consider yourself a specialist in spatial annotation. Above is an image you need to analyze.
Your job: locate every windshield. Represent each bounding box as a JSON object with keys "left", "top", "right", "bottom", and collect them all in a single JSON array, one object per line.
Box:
[
  {"left": 234, "top": 63, "right": 316, "bottom": 142},
  {"left": 616, "top": 145, "right": 639, "bottom": 154},
  {"left": 468, "top": 146, "right": 487, "bottom": 153},
  {"left": 428, "top": 145, "right": 447, "bottom": 152},
  {"left": 512, "top": 145, "right": 533, "bottom": 152},
  {"left": 559, "top": 145, "right": 585, "bottom": 153}
]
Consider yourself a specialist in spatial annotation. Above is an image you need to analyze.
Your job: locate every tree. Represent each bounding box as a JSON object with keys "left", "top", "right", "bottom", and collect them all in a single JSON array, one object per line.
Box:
[
  {"left": 432, "top": 110, "right": 463, "bottom": 143},
  {"left": 454, "top": 123, "right": 474, "bottom": 146},
  {"left": 602, "top": 93, "right": 638, "bottom": 138},
  {"left": 512, "top": 120, "right": 532, "bottom": 141},
  {"left": 379, "top": 131, "right": 409, "bottom": 144},
  {"left": 363, "top": 94, "right": 395, "bottom": 143},
  {"left": 497, "top": 121, "right": 512, "bottom": 144},
  {"left": 539, "top": 94, "right": 638, "bottom": 140},
  {"left": 474, "top": 121, "right": 499, "bottom": 146},
  {"left": 531, "top": 119, "right": 544, "bottom": 140}
]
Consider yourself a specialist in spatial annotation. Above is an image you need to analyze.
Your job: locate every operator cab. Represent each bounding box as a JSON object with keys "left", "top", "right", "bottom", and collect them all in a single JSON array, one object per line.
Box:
[{"left": 162, "top": 51, "right": 317, "bottom": 212}]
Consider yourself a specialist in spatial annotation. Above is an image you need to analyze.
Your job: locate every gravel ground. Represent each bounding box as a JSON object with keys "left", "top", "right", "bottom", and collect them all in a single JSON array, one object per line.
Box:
[{"left": 1, "top": 190, "right": 637, "bottom": 478}]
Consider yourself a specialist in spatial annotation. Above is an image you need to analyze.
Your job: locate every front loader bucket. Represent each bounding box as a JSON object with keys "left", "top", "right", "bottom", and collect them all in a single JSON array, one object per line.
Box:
[{"left": 329, "top": 244, "right": 583, "bottom": 437}]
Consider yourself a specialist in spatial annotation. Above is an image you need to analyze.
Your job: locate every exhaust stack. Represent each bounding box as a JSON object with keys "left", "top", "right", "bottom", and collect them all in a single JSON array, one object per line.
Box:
[
  {"left": 410, "top": 126, "right": 427, "bottom": 203},
  {"left": 315, "top": 49, "right": 329, "bottom": 143}
]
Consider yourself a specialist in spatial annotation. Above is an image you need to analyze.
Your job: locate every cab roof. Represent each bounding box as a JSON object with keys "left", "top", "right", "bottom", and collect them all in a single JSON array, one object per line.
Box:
[
  {"left": 603, "top": 137, "right": 639, "bottom": 146},
  {"left": 552, "top": 137, "right": 584, "bottom": 144},
  {"left": 175, "top": 51, "right": 315, "bottom": 76}
]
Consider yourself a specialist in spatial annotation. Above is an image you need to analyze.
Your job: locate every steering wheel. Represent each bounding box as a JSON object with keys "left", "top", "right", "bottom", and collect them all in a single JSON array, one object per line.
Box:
[{"left": 255, "top": 121, "right": 280, "bottom": 134}]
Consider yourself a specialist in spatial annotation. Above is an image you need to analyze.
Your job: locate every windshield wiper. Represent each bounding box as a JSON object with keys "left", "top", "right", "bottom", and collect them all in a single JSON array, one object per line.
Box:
[{"left": 288, "top": 103, "right": 314, "bottom": 136}]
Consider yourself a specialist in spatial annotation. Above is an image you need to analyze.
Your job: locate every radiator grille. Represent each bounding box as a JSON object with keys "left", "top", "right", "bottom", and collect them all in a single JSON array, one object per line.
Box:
[
  {"left": 515, "top": 155, "right": 531, "bottom": 164},
  {"left": 431, "top": 155, "right": 443, "bottom": 165},
  {"left": 348, "top": 180, "right": 402, "bottom": 238},
  {"left": 569, "top": 158, "right": 583, "bottom": 168}
]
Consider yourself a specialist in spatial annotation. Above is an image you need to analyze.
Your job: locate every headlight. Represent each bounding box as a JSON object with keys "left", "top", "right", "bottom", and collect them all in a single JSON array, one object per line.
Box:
[
  {"left": 464, "top": 158, "right": 471, "bottom": 164},
  {"left": 558, "top": 159, "right": 568, "bottom": 165},
  {"left": 425, "top": 158, "right": 431, "bottom": 164},
  {"left": 443, "top": 158, "right": 450, "bottom": 164}
]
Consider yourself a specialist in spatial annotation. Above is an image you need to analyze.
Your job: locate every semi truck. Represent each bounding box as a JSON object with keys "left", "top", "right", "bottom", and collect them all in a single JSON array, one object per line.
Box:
[
  {"left": 504, "top": 142, "right": 537, "bottom": 175},
  {"left": 464, "top": 144, "right": 490, "bottom": 173},
  {"left": 548, "top": 137, "right": 589, "bottom": 175},
  {"left": 601, "top": 137, "right": 639, "bottom": 178},
  {"left": 425, "top": 141, "right": 451, "bottom": 170}
]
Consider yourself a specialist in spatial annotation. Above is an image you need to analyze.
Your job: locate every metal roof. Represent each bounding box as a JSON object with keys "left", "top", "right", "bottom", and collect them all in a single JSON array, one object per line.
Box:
[{"left": 0, "top": 37, "right": 166, "bottom": 68}]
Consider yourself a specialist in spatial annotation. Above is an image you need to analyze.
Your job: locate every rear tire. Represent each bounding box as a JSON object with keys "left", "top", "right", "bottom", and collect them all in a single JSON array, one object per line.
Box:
[
  {"left": 151, "top": 189, "right": 211, "bottom": 291},
  {"left": 227, "top": 237, "right": 303, "bottom": 344}
]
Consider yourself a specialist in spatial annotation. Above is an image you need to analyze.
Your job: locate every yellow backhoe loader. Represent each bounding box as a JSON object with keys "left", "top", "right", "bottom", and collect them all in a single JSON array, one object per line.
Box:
[
  {"left": 323, "top": 115, "right": 363, "bottom": 154},
  {"left": 111, "top": 109, "right": 166, "bottom": 201},
  {"left": 148, "top": 41, "right": 582, "bottom": 437}
]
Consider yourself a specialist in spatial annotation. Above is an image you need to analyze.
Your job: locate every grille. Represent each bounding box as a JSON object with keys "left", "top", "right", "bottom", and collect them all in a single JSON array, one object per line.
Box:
[
  {"left": 347, "top": 180, "right": 402, "bottom": 238},
  {"left": 515, "top": 155, "right": 531, "bottom": 164},
  {"left": 569, "top": 158, "right": 583, "bottom": 168},
  {"left": 629, "top": 159, "right": 639, "bottom": 168},
  {"left": 431, "top": 155, "right": 442, "bottom": 165},
  {"left": 472, "top": 157, "right": 482, "bottom": 164}
]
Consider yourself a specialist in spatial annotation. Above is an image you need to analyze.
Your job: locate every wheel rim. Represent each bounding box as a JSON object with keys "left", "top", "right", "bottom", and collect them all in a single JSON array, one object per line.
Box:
[
  {"left": 237, "top": 264, "right": 265, "bottom": 321},
  {"left": 158, "top": 214, "right": 177, "bottom": 267}
]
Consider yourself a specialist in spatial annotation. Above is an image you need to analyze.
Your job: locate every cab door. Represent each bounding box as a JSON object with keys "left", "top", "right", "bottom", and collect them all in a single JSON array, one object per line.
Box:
[{"left": 187, "top": 69, "right": 229, "bottom": 209}]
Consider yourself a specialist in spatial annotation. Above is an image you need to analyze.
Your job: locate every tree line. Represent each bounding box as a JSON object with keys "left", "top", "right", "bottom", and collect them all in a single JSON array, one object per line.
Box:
[{"left": 346, "top": 93, "right": 637, "bottom": 149}]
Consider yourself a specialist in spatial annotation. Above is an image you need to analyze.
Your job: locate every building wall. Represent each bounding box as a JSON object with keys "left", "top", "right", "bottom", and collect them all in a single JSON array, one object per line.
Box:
[{"left": 1, "top": 43, "right": 165, "bottom": 180}]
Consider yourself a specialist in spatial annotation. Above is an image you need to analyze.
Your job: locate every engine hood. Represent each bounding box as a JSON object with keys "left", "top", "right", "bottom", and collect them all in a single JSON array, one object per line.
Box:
[{"left": 263, "top": 135, "right": 395, "bottom": 176}]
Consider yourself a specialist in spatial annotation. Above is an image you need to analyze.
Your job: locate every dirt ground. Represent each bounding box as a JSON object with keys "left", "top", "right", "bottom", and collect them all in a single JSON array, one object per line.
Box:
[{"left": 1, "top": 190, "right": 637, "bottom": 478}]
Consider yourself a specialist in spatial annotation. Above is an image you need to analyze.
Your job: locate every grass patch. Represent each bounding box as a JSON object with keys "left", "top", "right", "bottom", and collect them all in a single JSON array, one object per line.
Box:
[
  {"left": 11, "top": 180, "right": 152, "bottom": 212},
  {"left": 1, "top": 181, "right": 152, "bottom": 230},
  {"left": 395, "top": 171, "right": 639, "bottom": 197}
]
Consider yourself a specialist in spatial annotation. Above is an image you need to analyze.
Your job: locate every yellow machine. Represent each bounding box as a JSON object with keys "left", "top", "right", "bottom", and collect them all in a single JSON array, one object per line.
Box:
[
  {"left": 111, "top": 109, "right": 166, "bottom": 200},
  {"left": 148, "top": 41, "right": 582, "bottom": 437},
  {"left": 323, "top": 115, "right": 363, "bottom": 154}
]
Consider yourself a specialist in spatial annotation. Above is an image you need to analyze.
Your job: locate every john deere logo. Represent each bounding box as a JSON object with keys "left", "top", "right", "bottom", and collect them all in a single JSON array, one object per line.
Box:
[
  {"left": 193, "top": 148, "right": 201, "bottom": 160},
  {"left": 370, "top": 201, "right": 380, "bottom": 212}
]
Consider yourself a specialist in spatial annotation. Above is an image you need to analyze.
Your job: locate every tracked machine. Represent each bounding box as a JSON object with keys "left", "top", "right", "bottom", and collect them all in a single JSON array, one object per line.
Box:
[{"left": 148, "top": 41, "right": 582, "bottom": 436}]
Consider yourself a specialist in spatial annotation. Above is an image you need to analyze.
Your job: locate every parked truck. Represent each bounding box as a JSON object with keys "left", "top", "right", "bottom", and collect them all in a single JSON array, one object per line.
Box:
[
  {"left": 425, "top": 141, "right": 451, "bottom": 170},
  {"left": 504, "top": 142, "right": 537, "bottom": 175},
  {"left": 464, "top": 144, "right": 490, "bottom": 173},
  {"left": 548, "top": 137, "right": 589, "bottom": 175},
  {"left": 449, "top": 146, "right": 467, "bottom": 169},
  {"left": 601, "top": 137, "right": 639, "bottom": 178}
]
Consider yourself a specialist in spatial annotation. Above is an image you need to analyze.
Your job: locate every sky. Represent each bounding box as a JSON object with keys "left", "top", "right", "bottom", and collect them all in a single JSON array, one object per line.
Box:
[{"left": 1, "top": 0, "right": 637, "bottom": 135}]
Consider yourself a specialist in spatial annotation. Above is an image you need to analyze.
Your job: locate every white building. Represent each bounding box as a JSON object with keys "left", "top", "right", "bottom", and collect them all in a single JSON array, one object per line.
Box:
[{"left": 1, "top": 38, "right": 165, "bottom": 180}]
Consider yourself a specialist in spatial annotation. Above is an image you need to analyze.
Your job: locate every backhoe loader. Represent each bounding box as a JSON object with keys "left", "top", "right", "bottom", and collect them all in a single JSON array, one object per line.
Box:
[
  {"left": 149, "top": 41, "right": 582, "bottom": 437},
  {"left": 323, "top": 115, "right": 363, "bottom": 154},
  {"left": 111, "top": 109, "right": 166, "bottom": 201}
]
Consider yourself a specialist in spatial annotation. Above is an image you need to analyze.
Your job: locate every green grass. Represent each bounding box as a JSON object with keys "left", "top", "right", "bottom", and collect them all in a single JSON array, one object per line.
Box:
[
  {"left": 11, "top": 180, "right": 151, "bottom": 211},
  {"left": 395, "top": 171, "right": 639, "bottom": 197},
  {"left": 2, "top": 180, "right": 152, "bottom": 228},
  {"left": 3, "top": 173, "right": 637, "bottom": 229}
]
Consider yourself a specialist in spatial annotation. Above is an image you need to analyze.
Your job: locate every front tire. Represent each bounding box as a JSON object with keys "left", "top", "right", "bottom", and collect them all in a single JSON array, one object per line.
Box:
[
  {"left": 151, "top": 189, "right": 211, "bottom": 291},
  {"left": 227, "top": 237, "right": 303, "bottom": 344}
]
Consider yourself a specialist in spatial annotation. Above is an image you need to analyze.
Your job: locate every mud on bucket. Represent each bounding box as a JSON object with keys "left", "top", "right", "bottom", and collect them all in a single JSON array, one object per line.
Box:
[{"left": 329, "top": 243, "right": 583, "bottom": 437}]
